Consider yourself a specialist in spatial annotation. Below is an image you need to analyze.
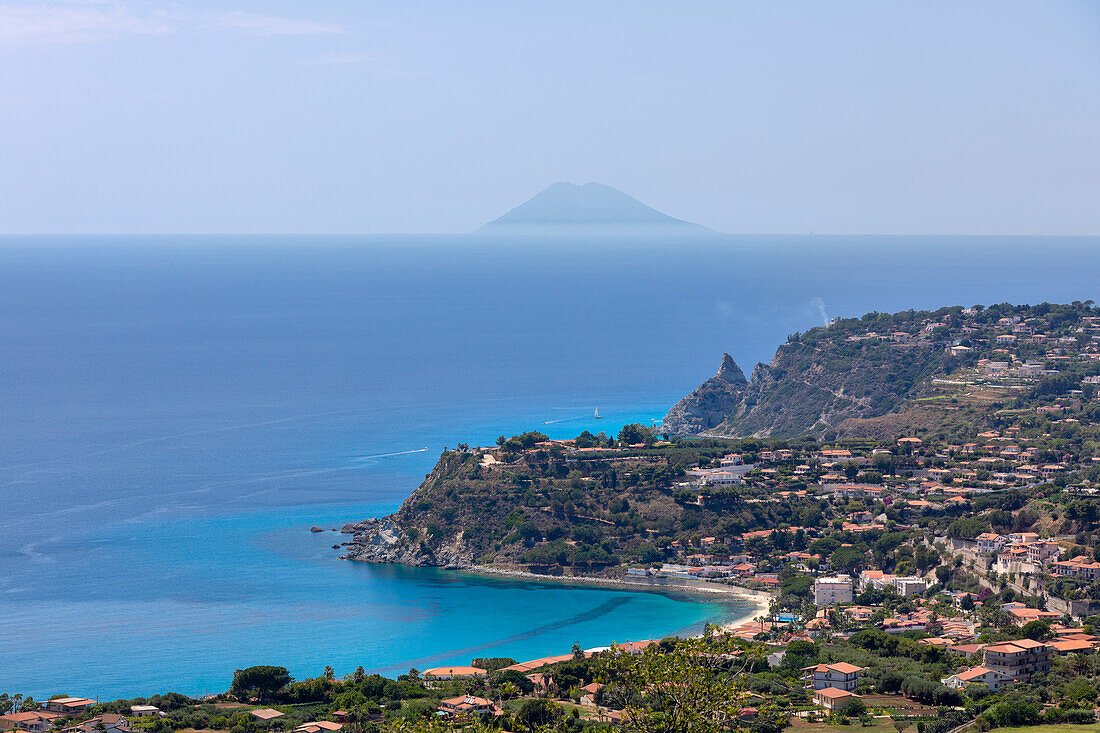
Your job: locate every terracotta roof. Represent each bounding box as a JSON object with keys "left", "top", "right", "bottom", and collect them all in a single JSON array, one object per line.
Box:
[
  {"left": 3, "top": 713, "right": 59, "bottom": 723},
  {"left": 1049, "top": 639, "right": 1094, "bottom": 653},
  {"left": 250, "top": 709, "right": 284, "bottom": 720},
  {"left": 422, "top": 666, "right": 487, "bottom": 677},
  {"left": 955, "top": 666, "right": 1005, "bottom": 682},
  {"left": 985, "top": 640, "right": 1047, "bottom": 654},
  {"left": 804, "top": 662, "right": 862, "bottom": 674}
]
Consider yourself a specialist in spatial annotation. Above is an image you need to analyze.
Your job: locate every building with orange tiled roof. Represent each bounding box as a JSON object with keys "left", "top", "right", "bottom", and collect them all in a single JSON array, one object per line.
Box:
[
  {"left": 422, "top": 666, "right": 488, "bottom": 680},
  {"left": 982, "top": 639, "right": 1051, "bottom": 680},
  {"left": 803, "top": 663, "right": 863, "bottom": 691},
  {"left": 0, "top": 712, "right": 62, "bottom": 733},
  {"left": 437, "top": 696, "right": 501, "bottom": 717},
  {"left": 942, "top": 666, "right": 1013, "bottom": 692},
  {"left": 813, "top": 687, "right": 860, "bottom": 711}
]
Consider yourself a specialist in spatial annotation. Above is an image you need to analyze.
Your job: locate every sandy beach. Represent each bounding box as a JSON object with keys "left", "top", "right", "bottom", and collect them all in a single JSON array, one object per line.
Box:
[
  {"left": 467, "top": 564, "right": 775, "bottom": 633},
  {"left": 720, "top": 593, "right": 773, "bottom": 631}
]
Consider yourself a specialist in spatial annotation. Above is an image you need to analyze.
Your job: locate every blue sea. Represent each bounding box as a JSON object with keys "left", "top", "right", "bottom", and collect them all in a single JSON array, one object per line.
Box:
[{"left": 1, "top": 234, "right": 1097, "bottom": 700}]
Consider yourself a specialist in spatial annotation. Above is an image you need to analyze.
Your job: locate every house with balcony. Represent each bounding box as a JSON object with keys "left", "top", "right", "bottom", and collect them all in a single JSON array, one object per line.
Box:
[
  {"left": 813, "top": 688, "right": 860, "bottom": 711},
  {"left": 437, "top": 696, "right": 501, "bottom": 717},
  {"left": 975, "top": 533, "right": 1005, "bottom": 555},
  {"left": 1052, "top": 556, "right": 1100, "bottom": 579},
  {"left": 803, "top": 662, "right": 863, "bottom": 691},
  {"left": 982, "top": 639, "right": 1051, "bottom": 681},
  {"left": 43, "top": 700, "right": 97, "bottom": 717},
  {"left": 814, "top": 575, "right": 853, "bottom": 606},
  {"left": 942, "top": 666, "right": 1013, "bottom": 692},
  {"left": 60, "top": 715, "right": 131, "bottom": 733},
  {"left": 0, "top": 712, "right": 62, "bottom": 733},
  {"left": 1027, "top": 541, "right": 1062, "bottom": 566},
  {"left": 1003, "top": 605, "right": 1062, "bottom": 627}
]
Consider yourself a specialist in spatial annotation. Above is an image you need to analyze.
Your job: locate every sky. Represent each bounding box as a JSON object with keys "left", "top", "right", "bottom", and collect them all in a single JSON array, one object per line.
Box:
[{"left": 0, "top": 1, "right": 1097, "bottom": 235}]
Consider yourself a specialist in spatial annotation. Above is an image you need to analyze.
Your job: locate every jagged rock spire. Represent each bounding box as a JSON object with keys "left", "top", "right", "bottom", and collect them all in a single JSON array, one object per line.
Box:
[{"left": 716, "top": 353, "right": 747, "bottom": 383}]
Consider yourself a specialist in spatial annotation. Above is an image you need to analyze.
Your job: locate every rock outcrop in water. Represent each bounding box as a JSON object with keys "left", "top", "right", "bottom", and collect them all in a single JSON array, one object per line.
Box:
[
  {"left": 342, "top": 457, "right": 479, "bottom": 569},
  {"left": 342, "top": 517, "right": 473, "bottom": 568}
]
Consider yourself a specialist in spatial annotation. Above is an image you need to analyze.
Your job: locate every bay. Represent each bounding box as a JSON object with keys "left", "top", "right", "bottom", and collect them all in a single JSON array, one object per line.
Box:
[{"left": 1, "top": 234, "right": 1096, "bottom": 698}]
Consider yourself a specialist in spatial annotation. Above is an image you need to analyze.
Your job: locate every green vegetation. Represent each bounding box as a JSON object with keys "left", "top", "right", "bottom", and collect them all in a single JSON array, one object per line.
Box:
[
  {"left": 669, "top": 302, "right": 1100, "bottom": 439},
  {"left": 14, "top": 303, "right": 1100, "bottom": 733}
]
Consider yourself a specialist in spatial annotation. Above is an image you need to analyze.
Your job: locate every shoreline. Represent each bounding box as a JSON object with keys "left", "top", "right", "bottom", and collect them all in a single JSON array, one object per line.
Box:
[{"left": 464, "top": 563, "right": 774, "bottom": 633}]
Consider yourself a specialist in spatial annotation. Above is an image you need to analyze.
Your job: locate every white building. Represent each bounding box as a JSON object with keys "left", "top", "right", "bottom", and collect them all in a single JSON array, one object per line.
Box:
[
  {"left": 803, "top": 663, "right": 863, "bottom": 691},
  {"left": 894, "top": 577, "right": 928, "bottom": 596},
  {"left": 857, "top": 570, "right": 926, "bottom": 597},
  {"left": 129, "top": 708, "right": 161, "bottom": 718},
  {"left": 814, "top": 575, "right": 854, "bottom": 606},
  {"left": 942, "top": 666, "right": 1013, "bottom": 692},
  {"left": 700, "top": 471, "right": 744, "bottom": 487},
  {"left": 975, "top": 533, "right": 1005, "bottom": 555}
]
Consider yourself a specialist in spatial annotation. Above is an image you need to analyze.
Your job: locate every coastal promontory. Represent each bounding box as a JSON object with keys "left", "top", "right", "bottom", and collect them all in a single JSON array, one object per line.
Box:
[{"left": 343, "top": 302, "right": 1100, "bottom": 583}]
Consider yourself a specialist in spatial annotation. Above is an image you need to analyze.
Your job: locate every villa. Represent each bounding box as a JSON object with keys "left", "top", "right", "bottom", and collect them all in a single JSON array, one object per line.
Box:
[
  {"left": 803, "top": 662, "right": 863, "bottom": 692},
  {"left": 943, "top": 666, "right": 1013, "bottom": 692}
]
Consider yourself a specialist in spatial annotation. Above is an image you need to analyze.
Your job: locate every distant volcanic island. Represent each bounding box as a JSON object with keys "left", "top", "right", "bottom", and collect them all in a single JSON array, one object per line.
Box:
[{"left": 478, "top": 181, "right": 713, "bottom": 235}]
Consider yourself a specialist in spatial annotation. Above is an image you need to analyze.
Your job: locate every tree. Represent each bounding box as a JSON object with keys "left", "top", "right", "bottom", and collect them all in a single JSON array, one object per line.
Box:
[
  {"left": 984, "top": 698, "right": 1041, "bottom": 727},
  {"left": 596, "top": 631, "right": 785, "bottom": 733},
  {"left": 471, "top": 657, "right": 516, "bottom": 672},
  {"left": 841, "top": 698, "right": 866, "bottom": 717},
  {"left": 491, "top": 669, "right": 534, "bottom": 695},
  {"left": 830, "top": 545, "right": 867, "bottom": 574},
  {"left": 230, "top": 666, "right": 292, "bottom": 702},
  {"left": 1064, "top": 677, "right": 1097, "bottom": 702},
  {"left": 516, "top": 698, "right": 563, "bottom": 729},
  {"left": 617, "top": 424, "right": 656, "bottom": 446},
  {"left": 946, "top": 517, "right": 991, "bottom": 539},
  {"left": 1020, "top": 619, "right": 1052, "bottom": 640}
]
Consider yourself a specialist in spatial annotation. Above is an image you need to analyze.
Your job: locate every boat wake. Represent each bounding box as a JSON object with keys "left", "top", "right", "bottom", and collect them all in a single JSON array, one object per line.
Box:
[
  {"left": 354, "top": 447, "right": 430, "bottom": 462},
  {"left": 544, "top": 414, "right": 590, "bottom": 425}
]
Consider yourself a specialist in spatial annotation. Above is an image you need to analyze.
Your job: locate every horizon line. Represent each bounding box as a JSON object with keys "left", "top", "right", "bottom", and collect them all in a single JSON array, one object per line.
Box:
[{"left": 1, "top": 231, "right": 1099, "bottom": 238}]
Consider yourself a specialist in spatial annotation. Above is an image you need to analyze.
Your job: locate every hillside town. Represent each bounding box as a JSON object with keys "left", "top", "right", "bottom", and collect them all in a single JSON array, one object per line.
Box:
[{"left": 9, "top": 303, "right": 1100, "bottom": 733}]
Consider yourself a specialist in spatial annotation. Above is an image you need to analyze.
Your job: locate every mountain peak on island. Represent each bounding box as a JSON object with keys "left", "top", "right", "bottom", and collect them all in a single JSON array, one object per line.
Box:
[{"left": 479, "top": 182, "right": 713, "bottom": 234}]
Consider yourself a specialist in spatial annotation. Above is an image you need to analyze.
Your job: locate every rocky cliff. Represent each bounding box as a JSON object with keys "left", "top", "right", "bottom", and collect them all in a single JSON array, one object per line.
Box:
[
  {"left": 342, "top": 456, "right": 479, "bottom": 568},
  {"left": 664, "top": 317, "right": 947, "bottom": 438},
  {"left": 662, "top": 353, "right": 747, "bottom": 435},
  {"left": 342, "top": 516, "right": 475, "bottom": 568}
]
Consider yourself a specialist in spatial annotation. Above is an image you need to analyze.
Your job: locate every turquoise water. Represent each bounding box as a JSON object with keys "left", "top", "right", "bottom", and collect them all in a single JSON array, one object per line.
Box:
[
  {"left": 4, "top": 500, "right": 738, "bottom": 699},
  {"left": 1, "top": 235, "right": 1097, "bottom": 699}
]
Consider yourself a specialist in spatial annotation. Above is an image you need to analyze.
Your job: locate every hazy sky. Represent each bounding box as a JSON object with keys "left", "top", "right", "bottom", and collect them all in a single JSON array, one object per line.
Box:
[{"left": 1, "top": 1, "right": 1098, "bottom": 234}]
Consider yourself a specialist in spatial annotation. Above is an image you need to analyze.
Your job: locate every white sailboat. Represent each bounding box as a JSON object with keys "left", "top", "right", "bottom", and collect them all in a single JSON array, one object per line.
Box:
[{"left": 594, "top": 407, "right": 601, "bottom": 419}]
